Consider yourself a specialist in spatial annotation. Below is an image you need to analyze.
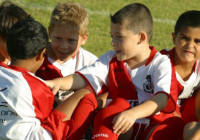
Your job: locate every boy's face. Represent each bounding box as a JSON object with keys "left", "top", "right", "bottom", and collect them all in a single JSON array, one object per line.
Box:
[
  {"left": 49, "top": 24, "right": 87, "bottom": 61},
  {"left": 110, "top": 23, "right": 140, "bottom": 61},
  {"left": 173, "top": 26, "right": 200, "bottom": 64}
]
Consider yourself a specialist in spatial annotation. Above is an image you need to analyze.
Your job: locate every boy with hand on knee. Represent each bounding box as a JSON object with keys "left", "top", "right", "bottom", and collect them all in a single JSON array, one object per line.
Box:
[{"left": 46, "top": 3, "right": 177, "bottom": 140}]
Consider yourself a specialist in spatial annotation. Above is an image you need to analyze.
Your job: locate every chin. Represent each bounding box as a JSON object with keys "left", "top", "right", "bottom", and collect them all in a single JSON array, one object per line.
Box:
[{"left": 116, "top": 56, "right": 125, "bottom": 61}]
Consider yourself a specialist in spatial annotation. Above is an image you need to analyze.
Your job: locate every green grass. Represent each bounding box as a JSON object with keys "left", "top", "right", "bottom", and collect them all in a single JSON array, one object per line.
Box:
[{"left": 2, "top": 0, "right": 200, "bottom": 57}]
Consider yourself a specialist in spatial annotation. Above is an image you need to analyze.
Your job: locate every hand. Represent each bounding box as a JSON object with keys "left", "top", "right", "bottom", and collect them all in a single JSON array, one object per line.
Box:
[
  {"left": 45, "top": 79, "right": 61, "bottom": 95},
  {"left": 112, "top": 109, "right": 136, "bottom": 135}
]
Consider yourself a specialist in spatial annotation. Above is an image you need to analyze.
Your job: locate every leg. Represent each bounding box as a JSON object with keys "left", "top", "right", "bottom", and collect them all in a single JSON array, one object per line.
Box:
[
  {"left": 92, "top": 98, "right": 131, "bottom": 140},
  {"left": 144, "top": 117, "right": 184, "bottom": 140},
  {"left": 66, "top": 92, "right": 98, "bottom": 140}
]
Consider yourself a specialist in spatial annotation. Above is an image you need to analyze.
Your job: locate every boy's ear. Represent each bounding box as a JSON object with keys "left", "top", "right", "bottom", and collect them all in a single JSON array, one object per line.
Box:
[
  {"left": 80, "top": 33, "right": 88, "bottom": 45},
  {"left": 138, "top": 31, "right": 147, "bottom": 44},
  {"left": 36, "top": 48, "right": 46, "bottom": 61}
]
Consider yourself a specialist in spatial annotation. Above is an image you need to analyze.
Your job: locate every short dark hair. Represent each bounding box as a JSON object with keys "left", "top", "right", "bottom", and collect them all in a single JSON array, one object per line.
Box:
[
  {"left": 110, "top": 3, "right": 153, "bottom": 42},
  {"left": 0, "top": 1, "right": 30, "bottom": 40},
  {"left": 7, "top": 18, "right": 48, "bottom": 60},
  {"left": 174, "top": 10, "right": 200, "bottom": 35}
]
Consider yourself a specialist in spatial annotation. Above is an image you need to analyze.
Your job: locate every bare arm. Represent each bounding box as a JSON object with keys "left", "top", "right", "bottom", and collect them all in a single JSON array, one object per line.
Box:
[
  {"left": 96, "top": 92, "right": 109, "bottom": 109},
  {"left": 55, "top": 88, "right": 91, "bottom": 121},
  {"left": 46, "top": 73, "right": 87, "bottom": 94},
  {"left": 113, "top": 93, "right": 168, "bottom": 134}
]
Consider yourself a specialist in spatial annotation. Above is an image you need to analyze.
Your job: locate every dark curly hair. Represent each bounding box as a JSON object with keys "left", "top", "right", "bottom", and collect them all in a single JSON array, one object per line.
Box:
[{"left": 7, "top": 18, "right": 48, "bottom": 59}]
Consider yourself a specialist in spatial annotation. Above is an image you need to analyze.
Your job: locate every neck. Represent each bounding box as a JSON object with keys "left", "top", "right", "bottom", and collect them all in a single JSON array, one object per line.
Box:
[
  {"left": 11, "top": 59, "right": 38, "bottom": 74},
  {"left": 174, "top": 55, "right": 195, "bottom": 81},
  {"left": 126, "top": 46, "right": 151, "bottom": 69}
]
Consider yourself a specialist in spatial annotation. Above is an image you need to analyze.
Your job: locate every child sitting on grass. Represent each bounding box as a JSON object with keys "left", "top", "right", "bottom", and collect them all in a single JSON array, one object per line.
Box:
[{"left": 46, "top": 3, "right": 177, "bottom": 140}]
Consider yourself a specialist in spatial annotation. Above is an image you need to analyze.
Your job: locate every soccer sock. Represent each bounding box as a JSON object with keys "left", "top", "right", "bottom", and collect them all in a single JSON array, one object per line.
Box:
[
  {"left": 66, "top": 93, "right": 98, "bottom": 140},
  {"left": 92, "top": 97, "right": 131, "bottom": 140}
]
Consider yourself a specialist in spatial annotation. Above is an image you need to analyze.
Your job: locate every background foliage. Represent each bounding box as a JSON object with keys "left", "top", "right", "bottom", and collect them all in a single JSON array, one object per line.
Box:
[{"left": 3, "top": 0, "right": 200, "bottom": 57}]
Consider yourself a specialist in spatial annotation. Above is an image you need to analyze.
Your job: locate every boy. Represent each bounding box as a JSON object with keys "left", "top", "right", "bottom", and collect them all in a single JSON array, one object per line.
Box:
[
  {"left": 0, "top": 1, "right": 29, "bottom": 64},
  {"left": 146, "top": 10, "right": 200, "bottom": 140},
  {"left": 36, "top": 2, "right": 97, "bottom": 99},
  {"left": 36, "top": 3, "right": 98, "bottom": 139},
  {"left": 0, "top": 18, "right": 92, "bottom": 140},
  {"left": 46, "top": 3, "right": 177, "bottom": 140}
]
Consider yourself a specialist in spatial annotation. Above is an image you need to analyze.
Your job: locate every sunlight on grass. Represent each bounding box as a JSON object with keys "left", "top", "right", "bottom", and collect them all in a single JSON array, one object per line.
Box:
[{"left": 2, "top": 0, "right": 200, "bottom": 56}]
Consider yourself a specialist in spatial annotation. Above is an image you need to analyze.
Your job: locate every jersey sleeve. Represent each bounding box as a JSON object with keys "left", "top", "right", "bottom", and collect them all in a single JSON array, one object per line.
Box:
[
  {"left": 152, "top": 55, "right": 176, "bottom": 113},
  {"left": 78, "top": 51, "right": 115, "bottom": 94},
  {"left": 78, "top": 47, "right": 98, "bottom": 66}
]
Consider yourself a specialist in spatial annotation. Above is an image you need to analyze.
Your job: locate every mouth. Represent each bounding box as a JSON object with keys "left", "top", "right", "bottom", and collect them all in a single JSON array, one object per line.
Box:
[
  {"left": 115, "top": 50, "right": 121, "bottom": 54},
  {"left": 56, "top": 50, "right": 71, "bottom": 57},
  {"left": 184, "top": 50, "right": 193, "bottom": 54}
]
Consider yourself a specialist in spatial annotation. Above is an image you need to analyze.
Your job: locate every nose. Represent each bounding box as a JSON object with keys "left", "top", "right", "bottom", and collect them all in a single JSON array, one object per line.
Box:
[
  {"left": 59, "top": 41, "right": 69, "bottom": 49},
  {"left": 111, "top": 39, "right": 114, "bottom": 47}
]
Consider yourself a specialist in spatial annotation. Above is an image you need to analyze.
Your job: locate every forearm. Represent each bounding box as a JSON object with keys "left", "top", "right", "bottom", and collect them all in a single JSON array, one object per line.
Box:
[
  {"left": 96, "top": 92, "right": 109, "bottom": 109},
  {"left": 68, "top": 73, "right": 87, "bottom": 91},
  {"left": 129, "top": 93, "right": 168, "bottom": 120},
  {"left": 46, "top": 73, "right": 87, "bottom": 93},
  {"left": 112, "top": 93, "right": 168, "bottom": 135},
  {"left": 55, "top": 88, "right": 91, "bottom": 121}
]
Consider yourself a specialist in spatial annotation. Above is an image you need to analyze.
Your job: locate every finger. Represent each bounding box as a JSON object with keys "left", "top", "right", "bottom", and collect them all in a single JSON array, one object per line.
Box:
[
  {"left": 44, "top": 80, "right": 53, "bottom": 88},
  {"left": 115, "top": 121, "right": 130, "bottom": 135},
  {"left": 112, "top": 115, "right": 122, "bottom": 130},
  {"left": 113, "top": 118, "right": 125, "bottom": 134},
  {"left": 121, "top": 123, "right": 132, "bottom": 134},
  {"left": 52, "top": 86, "right": 59, "bottom": 95}
]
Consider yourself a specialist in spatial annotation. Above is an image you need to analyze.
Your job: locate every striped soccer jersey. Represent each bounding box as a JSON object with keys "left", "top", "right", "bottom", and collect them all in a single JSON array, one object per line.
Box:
[{"left": 0, "top": 62, "right": 69, "bottom": 140}]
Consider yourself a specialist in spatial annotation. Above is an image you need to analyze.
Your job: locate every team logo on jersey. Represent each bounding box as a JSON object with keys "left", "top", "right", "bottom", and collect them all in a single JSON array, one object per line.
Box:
[{"left": 143, "top": 75, "right": 154, "bottom": 94}]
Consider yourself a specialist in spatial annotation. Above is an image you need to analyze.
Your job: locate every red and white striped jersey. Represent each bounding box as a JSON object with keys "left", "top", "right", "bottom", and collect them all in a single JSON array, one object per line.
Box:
[
  {"left": 0, "top": 62, "right": 69, "bottom": 140},
  {"left": 161, "top": 48, "right": 200, "bottom": 102},
  {"left": 78, "top": 47, "right": 176, "bottom": 112},
  {"left": 36, "top": 47, "right": 98, "bottom": 80}
]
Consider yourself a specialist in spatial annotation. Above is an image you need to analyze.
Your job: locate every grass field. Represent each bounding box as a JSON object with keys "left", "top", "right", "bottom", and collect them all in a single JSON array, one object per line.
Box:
[{"left": 2, "top": 0, "right": 200, "bottom": 57}]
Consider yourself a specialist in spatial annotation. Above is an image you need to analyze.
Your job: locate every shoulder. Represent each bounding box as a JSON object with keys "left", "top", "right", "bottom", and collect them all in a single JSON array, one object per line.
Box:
[
  {"left": 160, "top": 48, "right": 171, "bottom": 54},
  {"left": 0, "top": 67, "right": 31, "bottom": 96},
  {"left": 79, "top": 48, "right": 98, "bottom": 59},
  {"left": 151, "top": 51, "right": 172, "bottom": 69},
  {"left": 99, "top": 50, "right": 115, "bottom": 59}
]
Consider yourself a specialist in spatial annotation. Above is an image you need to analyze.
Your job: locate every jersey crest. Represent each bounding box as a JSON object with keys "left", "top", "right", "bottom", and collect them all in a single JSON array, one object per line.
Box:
[{"left": 143, "top": 75, "right": 154, "bottom": 94}]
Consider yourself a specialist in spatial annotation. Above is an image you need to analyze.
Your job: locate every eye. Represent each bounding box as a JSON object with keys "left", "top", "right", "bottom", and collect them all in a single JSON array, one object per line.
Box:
[
  {"left": 111, "top": 35, "right": 123, "bottom": 40},
  {"left": 180, "top": 36, "right": 189, "bottom": 41},
  {"left": 116, "top": 35, "right": 123, "bottom": 39},
  {"left": 68, "top": 39, "right": 77, "bottom": 45},
  {"left": 195, "top": 39, "right": 200, "bottom": 45},
  {"left": 55, "top": 36, "right": 62, "bottom": 41}
]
